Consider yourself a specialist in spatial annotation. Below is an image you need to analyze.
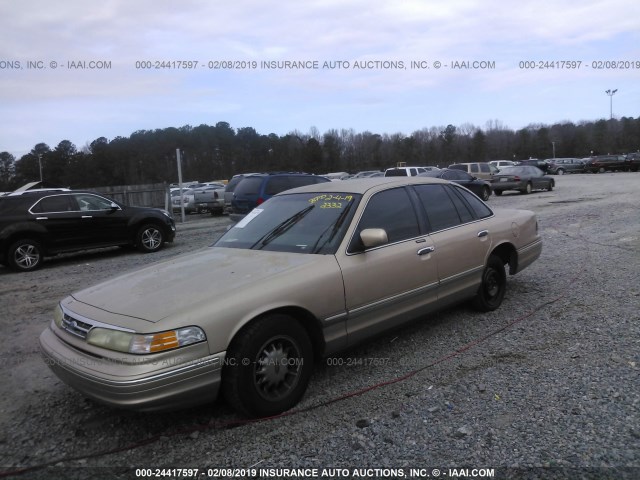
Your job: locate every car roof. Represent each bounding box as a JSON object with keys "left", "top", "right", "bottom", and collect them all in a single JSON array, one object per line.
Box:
[{"left": 276, "top": 176, "right": 451, "bottom": 196}]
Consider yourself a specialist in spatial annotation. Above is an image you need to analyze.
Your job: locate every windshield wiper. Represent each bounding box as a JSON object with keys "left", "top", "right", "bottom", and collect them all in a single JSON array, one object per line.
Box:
[
  {"left": 250, "top": 205, "right": 315, "bottom": 250},
  {"left": 310, "top": 200, "right": 354, "bottom": 254}
]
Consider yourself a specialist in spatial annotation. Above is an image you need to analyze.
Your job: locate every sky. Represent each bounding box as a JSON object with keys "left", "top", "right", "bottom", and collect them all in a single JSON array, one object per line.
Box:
[{"left": 1, "top": 0, "right": 639, "bottom": 158}]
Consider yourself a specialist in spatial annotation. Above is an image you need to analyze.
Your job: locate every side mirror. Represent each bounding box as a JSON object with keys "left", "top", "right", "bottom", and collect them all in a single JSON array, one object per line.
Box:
[{"left": 360, "top": 228, "right": 388, "bottom": 249}]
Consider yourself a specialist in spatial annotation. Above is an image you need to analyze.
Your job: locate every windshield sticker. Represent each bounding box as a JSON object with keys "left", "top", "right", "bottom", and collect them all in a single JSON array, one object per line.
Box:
[
  {"left": 308, "top": 194, "right": 354, "bottom": 207},
  {"left": 234, "top": 208, "right": 264, "bottom": 228}
]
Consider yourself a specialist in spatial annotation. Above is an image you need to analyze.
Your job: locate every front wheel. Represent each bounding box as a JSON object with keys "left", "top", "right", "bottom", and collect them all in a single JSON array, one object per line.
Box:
[
  {"left": 6, "top": 238, "right": 44, "bottom": 272},
  {"left": 136, "top": 224, "right": 165, "bottom": 252},
  {"left": 547, "top": 181, "right": 554, "bottom": 191},
  {"left": 557, "top": 169, "right": 564, "bottom": 175},
  {"left": 472, "top": 255, "right": 507, "bottom": 312},
  {"left": 481, "top": 186, "right": 491, "bottom": 201},
  {"left": 223, "top": 314, "right": 313, "bottom": 417}
]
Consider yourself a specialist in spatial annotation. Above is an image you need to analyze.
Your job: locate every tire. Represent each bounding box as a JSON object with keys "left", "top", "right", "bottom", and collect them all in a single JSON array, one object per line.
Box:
[
  {"left": 599, "top": 167, "right": 606, "bottom": 173},
  {"left": 6, "top": 238, "right": 44, "bottom": 272},
  {"left": 222, "top": 314, "right": 313, "bottom": 417},
  {"left": 494, "top": 190, "right": 503, "bottom": 196},
  {"left": 547, "top": 180, "right": 554, "bottom": 191},
  {"left": 481, "top": 186, "right": 491, "bottom": 201},
  {"left": 136, "top": 224, "right": 165, "bottom": 253},
  {"left": 557, "top": 169, "right": 564, "bottom": 175},
  {"left": 472, "top": 254, "right": 507, "bottom": 312},
  {"left": 521, "top": 182, "right": 532, "bottom": 194}
]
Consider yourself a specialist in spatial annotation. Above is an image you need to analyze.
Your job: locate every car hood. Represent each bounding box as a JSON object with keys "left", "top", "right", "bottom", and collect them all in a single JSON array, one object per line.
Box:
[{"left": 68, "top": 247, "right": 333, "bottom": 324}]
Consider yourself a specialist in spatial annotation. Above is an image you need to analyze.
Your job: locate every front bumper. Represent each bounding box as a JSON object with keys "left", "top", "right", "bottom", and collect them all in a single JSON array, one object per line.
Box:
[{"left": 39, "top": 326, "right": 224, "bottom": 412}]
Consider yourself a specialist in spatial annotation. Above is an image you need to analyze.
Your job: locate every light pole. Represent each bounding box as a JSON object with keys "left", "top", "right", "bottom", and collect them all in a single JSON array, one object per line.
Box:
[
  {"left": 552, "top": 141, "right": 556, "bottom": 159},
  {"left": 38, "top": 154, "right": 43, "bottom": 183},
  {"left": 605, "top": 89, "right": 617, "bottom": 119}
]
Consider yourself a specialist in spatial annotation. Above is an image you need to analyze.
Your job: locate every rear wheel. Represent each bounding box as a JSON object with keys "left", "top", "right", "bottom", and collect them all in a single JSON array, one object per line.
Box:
[
  {"left": 223, "top": 314, "right": 313, "bottom": 417},
  {"left": 494, "top": 190, "right": 503, "bottom": 196},
  {"left": 557, "top": 169, "right": 565, "bottom": 175},
  {"left": 6, "top": 238, "right": 44, "bottom": 272},
  {"left": 136, "top": 224, "right": 165, "bottom": 252},
  {"left": 472, "top": 255, "right": 507, "bottom": 312},
  {"left": 521, "top": 182, "right": 532, "bottom": 194}
]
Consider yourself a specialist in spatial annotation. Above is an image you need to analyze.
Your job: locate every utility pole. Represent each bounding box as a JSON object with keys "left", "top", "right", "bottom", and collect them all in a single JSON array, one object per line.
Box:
[{"left": 605, "top": 89, "right": 617, "bottom": 119}]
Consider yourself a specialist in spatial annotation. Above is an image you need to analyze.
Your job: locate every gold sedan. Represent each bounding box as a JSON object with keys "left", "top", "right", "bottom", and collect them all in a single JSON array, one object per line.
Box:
[{"left": 40, "top": 177, "right": 542, "bottom": 417}]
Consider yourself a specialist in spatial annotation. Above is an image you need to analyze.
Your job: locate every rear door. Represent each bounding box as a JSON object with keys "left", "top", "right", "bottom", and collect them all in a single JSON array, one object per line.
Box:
[
  {"left": 29, "top": 194, "right": 88, "bottom": 251},
  {"left": 412, "top": 184, "right": 492, "bottom": 302}
]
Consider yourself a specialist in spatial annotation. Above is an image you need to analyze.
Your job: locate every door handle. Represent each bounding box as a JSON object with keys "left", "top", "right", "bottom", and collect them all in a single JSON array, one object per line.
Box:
[
  {"left": 81, "top": 215, "right": 93, "bottom": 219},
  {"left": 417, "top": 246, "right": 435, "bottom": 256},
  {"left": 477, "top": 230, "right": 489, "bottom": 238}
]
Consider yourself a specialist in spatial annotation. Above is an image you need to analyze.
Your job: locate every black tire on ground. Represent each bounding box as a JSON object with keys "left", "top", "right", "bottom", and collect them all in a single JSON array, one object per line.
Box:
[
  {"left": 494, "top": 190, "right": 503, "bottom": 196},
  {"left": 136, "top": 224, "right": 165, "bottom": 253},
  {"left": 6, "top": 238, "right": 44, "bottom": 272},
  {"left": 481, "top": 186, "right": 491, "bottom": 201},
  {"left": 547, "top": 181, "right": 554, "bottom": 191},
  {"left": 472, "top": 254, "right": 507, "bottom": 312},
  {"left": 521, "top": 182, "right": 532, "bottom": 194},
  {"left": 557, "top": 169, "right": 564, "bottom": 175},
  {"left": 222, "top": 314, "right": 314, "bottom": 418}
]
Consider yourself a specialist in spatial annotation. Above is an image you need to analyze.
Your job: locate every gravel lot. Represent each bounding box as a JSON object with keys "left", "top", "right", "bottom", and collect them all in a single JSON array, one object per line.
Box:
[{"left": 1, "top": 173, "right": 639, "bottom": 480}]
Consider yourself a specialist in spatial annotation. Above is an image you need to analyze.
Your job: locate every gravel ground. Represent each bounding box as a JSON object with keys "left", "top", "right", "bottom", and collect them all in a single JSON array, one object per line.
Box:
[{"left": 0, "top": 173, "right": 639, "bottom": 480}]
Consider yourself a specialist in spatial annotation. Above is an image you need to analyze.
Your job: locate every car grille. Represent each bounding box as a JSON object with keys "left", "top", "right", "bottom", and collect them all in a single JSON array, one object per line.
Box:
[{"left": 60, "top": 313, "right": 93, "bottom": 339}]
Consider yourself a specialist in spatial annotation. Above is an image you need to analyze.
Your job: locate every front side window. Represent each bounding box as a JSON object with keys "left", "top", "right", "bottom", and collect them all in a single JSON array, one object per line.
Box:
[
  {"left": 350, "top": 187, "right": 420, "bottom": 250},
  {"left": 74, "top": 194, "right": 116, "bottom": 211}
]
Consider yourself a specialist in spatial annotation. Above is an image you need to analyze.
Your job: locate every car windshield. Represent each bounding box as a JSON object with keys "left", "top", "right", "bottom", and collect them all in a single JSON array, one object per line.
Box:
[{"left": 215, "top": 192, "right": 361, "bottom": 254}]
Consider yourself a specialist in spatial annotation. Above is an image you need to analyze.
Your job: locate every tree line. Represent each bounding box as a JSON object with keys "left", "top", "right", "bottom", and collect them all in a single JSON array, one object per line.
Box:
[{"left": 1, "top": 117, "right": 639, "bottom": 191}]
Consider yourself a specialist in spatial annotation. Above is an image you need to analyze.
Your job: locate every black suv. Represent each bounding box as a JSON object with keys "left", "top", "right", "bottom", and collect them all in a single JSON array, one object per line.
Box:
[
  {"left": 230, "top": 173, "right": 331, "bottom": 220},
  {"left": 0, "top": 190, "right": 176, "bottom": 272}
]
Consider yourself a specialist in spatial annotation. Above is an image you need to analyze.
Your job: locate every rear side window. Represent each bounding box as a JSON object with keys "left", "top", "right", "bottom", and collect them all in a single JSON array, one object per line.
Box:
[
  {"left": 479, "top": 164, "right": 490, "bottom": 172},
  {"left": 452, "top": 187, "right": 492, "bottom": 219},
  {"left": 414, "top": 184, "right": 467, "bottom": 232},
  {"left": 288, "top": 176, "right": 318, "bottom": 189},
  {"left": 470, "top": 164, "right": 479, "bottom": 173},
  {"left": 264, "top": 177, "right": 291, "bottom": 195},
  {"left": 31, "top": 195, "right": 75, "bottom": 213},
  {"left": 225, "top": 176, "right": 244, "bottom": 193},
  {"left": 234, "top": 177, "right": 263, "bottom": 196}
]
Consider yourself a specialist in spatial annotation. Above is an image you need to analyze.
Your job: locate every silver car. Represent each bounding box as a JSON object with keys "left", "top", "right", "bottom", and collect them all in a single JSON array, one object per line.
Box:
[{"left": 40, "top": 177, "right": 542, "bottom": 417}]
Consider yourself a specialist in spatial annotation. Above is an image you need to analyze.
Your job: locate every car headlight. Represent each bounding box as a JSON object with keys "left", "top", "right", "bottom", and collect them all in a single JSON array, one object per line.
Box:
[
  {"left": 53, "top": 304, "right": 64, "bottom": 328},
  {"left": 86, "top": 326, "right": 206, "bottom": 354}
]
